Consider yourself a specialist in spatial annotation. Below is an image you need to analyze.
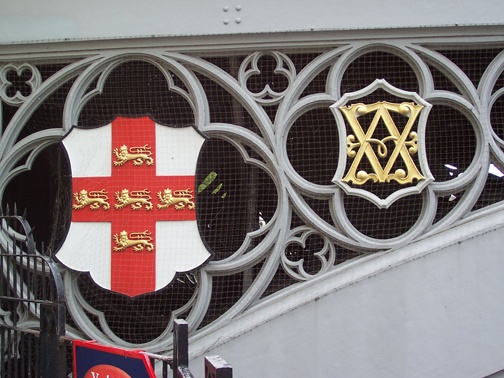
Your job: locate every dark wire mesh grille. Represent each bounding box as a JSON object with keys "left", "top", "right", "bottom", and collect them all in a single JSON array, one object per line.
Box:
[
  {"left": 287, "top": 106, "right": 339, "bottom": 185},
  {"left": 344, "top": 194, "right": 423, "bottom": 239},
  {"left": 341, "top": 50, "right": 420, "bottom": 94},
  {"left": 435, "top": 48, "right": 502, "bottom": 88},
  {"left": 425, "top": 104, "right": 476, "bottom": 181},
  {"left": 426, "top": 63, "right": 463, "bottom": 94},
  {"left": 79, "top": 61, "right": 194, "bottom": 127},
  {"left": 76, "top": 272, "right": 196, "bottom": 343},
  {"left": 472, "top": 171, "right": 504, "bottom": 211}
]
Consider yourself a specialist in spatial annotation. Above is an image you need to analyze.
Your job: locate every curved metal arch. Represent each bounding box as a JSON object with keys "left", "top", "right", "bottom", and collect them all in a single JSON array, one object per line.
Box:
[
  {"left": 409, "top": 44, "right": 482, "bottom": 109},
  {"left": 275, "top": 44, "right": 352, "bottom": 124},
  {"left": 326, "top": 41, "right": 427, "bottom": 99},
  {"left": 62, "top": 51, "right": 209, "bottom": 131},
  {"left": 421, "top": 158, "right": 491, "bottom": 239},
  {"left": 482, "top": 51, "right": 504, "bottom": 165},
  {"left": 423, "top": 93, "right": 487, "bottom": 194},
  {"left": 201, "top": 125, "right": 283, "bottom": 271},
  {"left": 163, "top": 52, "right": 277, "bottom": 149}
]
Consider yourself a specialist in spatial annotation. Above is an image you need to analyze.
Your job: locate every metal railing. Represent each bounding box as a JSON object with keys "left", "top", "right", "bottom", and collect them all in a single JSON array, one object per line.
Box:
[
  {"left": 1, "top": 211, "right": 232, "bottom": 377},
  {"left": 0, "top": 209, "right": 67, "bottom": 377},
  {"left": 147, "top": 319, "right": 232, "bottom": 378}
]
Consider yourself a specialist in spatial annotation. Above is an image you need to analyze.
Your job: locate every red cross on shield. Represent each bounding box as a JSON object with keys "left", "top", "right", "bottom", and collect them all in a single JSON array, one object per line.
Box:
[{"left": 57, "top": 116, "right": 211, "bottom": 297}]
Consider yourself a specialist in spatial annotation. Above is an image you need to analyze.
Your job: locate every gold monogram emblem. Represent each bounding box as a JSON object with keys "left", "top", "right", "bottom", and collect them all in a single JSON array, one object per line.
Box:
[
  {"left": 340, "top": 101, "right": 425, "bottom": 185},
  {"left": 157, "top": 188, "right": 195, "bottom": 210},
  {"left": 72, "top": 189, "right": 110, "bottom": 210},
  {"left": 113, "top": 144, "right": 154, "bottom": 166},
  {"left": 114, "top": 189, "right": 153, "bottom": 210},
  {"left": 113, "top": 230, "right": 154, "bottom": 252}
]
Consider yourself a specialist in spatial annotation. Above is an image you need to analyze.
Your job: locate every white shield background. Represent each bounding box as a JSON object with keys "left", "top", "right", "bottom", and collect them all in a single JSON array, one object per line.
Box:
[{"left": 57, "top": 122, "right": 210, "bottom": 294}]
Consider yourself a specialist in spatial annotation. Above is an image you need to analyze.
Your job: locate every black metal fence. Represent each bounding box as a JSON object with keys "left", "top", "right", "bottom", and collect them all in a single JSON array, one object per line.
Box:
[
  {"left": 147, "top": 320, "right": 232, "bottom": 378},
  {"left": 0, "top": 212, "right": 232, "bottom": 377},
  {"left": 0, "top": 210, "right": 67, "bottom": 377}
]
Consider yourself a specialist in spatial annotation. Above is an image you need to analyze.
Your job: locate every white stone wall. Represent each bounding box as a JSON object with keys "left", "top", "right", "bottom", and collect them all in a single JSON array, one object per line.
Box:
[{"left": 189, "top": 210, "right": 504, "bottom": 377}]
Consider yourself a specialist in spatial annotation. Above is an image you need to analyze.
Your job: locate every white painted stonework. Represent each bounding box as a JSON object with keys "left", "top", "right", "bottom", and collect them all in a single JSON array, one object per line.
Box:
[{"left": 190, "top": 209, "right": 504, "bottom": 377}]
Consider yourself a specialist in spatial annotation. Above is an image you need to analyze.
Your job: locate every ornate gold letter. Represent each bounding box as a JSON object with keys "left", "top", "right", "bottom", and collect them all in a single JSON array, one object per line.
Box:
[{"left": 340, "top": 101, "right": 425, "bottom": 185}]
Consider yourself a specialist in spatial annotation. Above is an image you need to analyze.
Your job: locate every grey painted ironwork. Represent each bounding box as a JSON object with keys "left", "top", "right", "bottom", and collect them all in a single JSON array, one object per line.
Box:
[{"left": 0, "top": 34, "right": 503, "bottom": 362}]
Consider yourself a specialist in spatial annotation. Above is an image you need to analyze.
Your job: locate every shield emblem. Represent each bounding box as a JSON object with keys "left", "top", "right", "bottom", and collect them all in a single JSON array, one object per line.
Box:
[
  {"left": 57, "top": 116, "right": 211, "bottom": 297},
  {"left": 330, "top": 79, "right": 433, "bottom": 208}
]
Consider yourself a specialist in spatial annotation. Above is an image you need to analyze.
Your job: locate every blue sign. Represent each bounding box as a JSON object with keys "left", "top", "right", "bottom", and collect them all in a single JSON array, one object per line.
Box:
[{"left": 74, "top": 340, "right": 156, "bottom": 378}]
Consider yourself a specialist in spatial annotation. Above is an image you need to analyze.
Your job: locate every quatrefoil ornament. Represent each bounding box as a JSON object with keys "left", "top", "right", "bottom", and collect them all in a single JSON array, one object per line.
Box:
[
  {"left": 239, "top": 51, "right": 296, "bottom": 105},
  {"left": 0, "top": 63, "right": 42, "bottom": 106},
  {"left": 281, "top": 227, "right": 336, "bottom": 281}
]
